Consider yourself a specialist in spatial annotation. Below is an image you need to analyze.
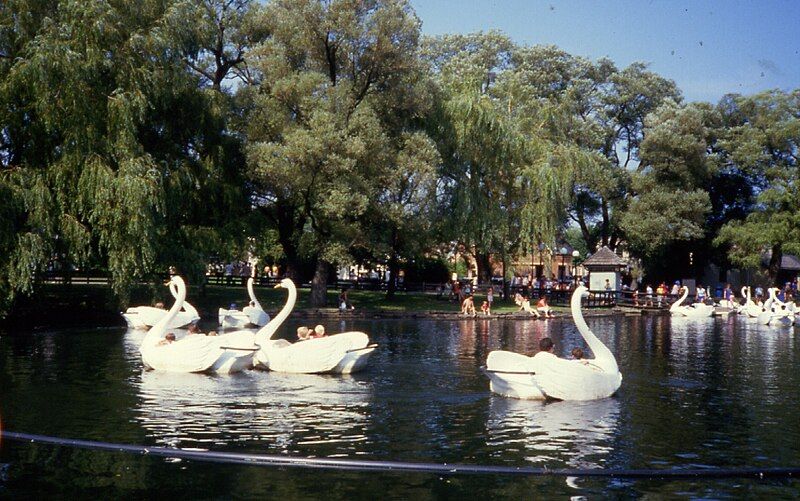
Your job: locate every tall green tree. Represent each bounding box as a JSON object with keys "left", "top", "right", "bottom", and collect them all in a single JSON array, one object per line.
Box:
[
  {"left": 0, "top": 0, "right": 242, "bottom": 314},
  {"left": 425, "top": 35, "right": 594, "bottom": 285},
  {"left": 244, "top": 0, "right": 428, "bottom": 305},
  {"left": 566, "top": 61, "right": 681, "bottom": 252},
  {"left": 715, "top": 90, "right": 800, "bottom": 283},
  {"left": 620, "top": 101, "right": 714, "bottom": 262}
]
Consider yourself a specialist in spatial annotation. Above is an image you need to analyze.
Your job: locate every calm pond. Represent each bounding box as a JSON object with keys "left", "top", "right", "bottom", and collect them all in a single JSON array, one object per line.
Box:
[{"left": 1, "top": 315, "right": 798, "bottom": 498}]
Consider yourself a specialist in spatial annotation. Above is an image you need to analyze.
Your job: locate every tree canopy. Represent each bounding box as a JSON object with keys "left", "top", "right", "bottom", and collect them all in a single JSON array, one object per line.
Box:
[{"left": 1, "top": 1, "right": 798, "bottom": 317}]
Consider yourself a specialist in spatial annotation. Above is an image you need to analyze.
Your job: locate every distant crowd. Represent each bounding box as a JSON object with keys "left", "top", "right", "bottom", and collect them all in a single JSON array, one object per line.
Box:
[{"left": 631, "top": 281, "right": 798, "bottom": 307}]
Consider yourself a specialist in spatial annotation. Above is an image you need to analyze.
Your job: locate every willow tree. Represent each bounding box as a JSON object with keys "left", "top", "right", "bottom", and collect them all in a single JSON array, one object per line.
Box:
[
  {"left": 0, "top": 0, "right": 240, "bottom": 314},
  {"left": 244, "top": 0, "right": 428, "bottom": 306},
  {"left": 715, "top": 90, "right": 800, "bottom": 284},
  {"left": 425, "top": 33, "right": 587, "bottom": 286}
]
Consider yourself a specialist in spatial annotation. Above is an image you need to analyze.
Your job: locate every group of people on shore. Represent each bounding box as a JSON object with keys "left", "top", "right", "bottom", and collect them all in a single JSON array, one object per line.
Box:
[
  {"left": 453, "top": 279, "right": 559, "bottom": 318},
  {"left": 460, "top": 286, "right": 494, "bottom": 317},
  {"left": 514, "top": 292, "right": 555, "bottom": 318}
]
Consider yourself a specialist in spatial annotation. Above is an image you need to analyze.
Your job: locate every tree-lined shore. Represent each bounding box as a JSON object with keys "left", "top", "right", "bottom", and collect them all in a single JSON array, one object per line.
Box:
[{"left": 1, "top": 0, "right": 797, "bottom": 317}]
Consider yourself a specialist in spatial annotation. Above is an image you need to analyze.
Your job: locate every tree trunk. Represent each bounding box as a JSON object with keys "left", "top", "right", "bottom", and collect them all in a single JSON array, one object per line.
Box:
[
  {"left": 386, "top": 253, "right": 400, "bottom": 300},
  {"left": 575, "top": 204, "right": 598, "bottom": 252},
  {"left": 283, "top": 260, "right": 302, "bottom": 284},
  {"left": 768, "top": 244, "right": 782, "bottom": 285},
  {"left": 274, "top": 205, "right": 304, "bottom": 283},
  {"left": 476, "top": 251, "right": 492, "bottom": 285},
  {"left": 501, "top": 251, "right": 509, "bottom": 300},
  {"left": 310, "top": 258, "right": 329, "bottom": 307}
]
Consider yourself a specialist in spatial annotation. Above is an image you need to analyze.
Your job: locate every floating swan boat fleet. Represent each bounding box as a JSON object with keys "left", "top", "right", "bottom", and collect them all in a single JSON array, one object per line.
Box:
[
  {"left": 127, "top": 274, "right": 795, "bottom": 401},
  {"left": 134, "top": 276, "right": 376, "bottom": 375}
]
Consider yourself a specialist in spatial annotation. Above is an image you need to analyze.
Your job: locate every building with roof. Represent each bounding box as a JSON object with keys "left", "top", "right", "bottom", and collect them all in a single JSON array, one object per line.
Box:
[{"left": 582, "top": 246, "right": 627, "bottom": 291}]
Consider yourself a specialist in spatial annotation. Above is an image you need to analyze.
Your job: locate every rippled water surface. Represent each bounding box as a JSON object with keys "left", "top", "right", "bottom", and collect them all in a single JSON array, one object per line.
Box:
[{"left": 1, "top": 315, "right": 799, "bottom": 498}]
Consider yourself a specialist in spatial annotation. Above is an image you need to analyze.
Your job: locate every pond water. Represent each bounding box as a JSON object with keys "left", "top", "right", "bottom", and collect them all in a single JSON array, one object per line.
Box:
[{"left": 1, "top": 315, "right": 798, "bottom": 498}]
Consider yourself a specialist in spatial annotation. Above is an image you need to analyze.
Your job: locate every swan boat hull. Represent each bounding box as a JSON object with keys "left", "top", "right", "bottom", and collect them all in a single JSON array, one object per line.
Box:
[
  {"left": 334, "top": 345, "right": 377, "bottom": 374},
  {"left": 209, "top": 350, "right": 256, "bottom": 373},
  {"left": 484, "top": 368, "right": 546, "bottom": 400}
]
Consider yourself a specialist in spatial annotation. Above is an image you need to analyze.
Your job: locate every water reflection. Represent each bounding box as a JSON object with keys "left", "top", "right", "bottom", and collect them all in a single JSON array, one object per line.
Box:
[
  {"left": 485, "top": 396, "right": 619, "bottom": 468},
  {"left": 135, "top": 370, "right": 372, "bottom": 455},
  {"left": 4, "top": 316, "right": 800, "bottom": 498}
]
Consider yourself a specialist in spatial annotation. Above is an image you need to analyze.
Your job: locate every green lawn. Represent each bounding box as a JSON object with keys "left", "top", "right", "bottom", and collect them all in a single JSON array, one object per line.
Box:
[
  {"left": 189, "top": 285, "right": 564, "bottom": 315},
  {"left": 3, "top": 282, "right": 568, "bottom": 332}
]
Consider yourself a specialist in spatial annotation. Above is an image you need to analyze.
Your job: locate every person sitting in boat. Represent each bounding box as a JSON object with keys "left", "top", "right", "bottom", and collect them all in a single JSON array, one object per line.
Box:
[
  {"left": 532, "top": 337, "right": 555, "bottom": 359},
  {"left": 155, "top": 302, "right": 165, "bottom": 309},
  {"left": 536, "top": 296, "right": 555, "bottom": 318},
  {"left": 310, "top": 324, "right": 326, "bottom": 338},
  {"left": 297, "top": 326, "right": 311, "bottom": 340},
  {"left": 187, "top": 323, "right": 203, "bottom": 335},
  {"left": 571, "top": 347, "right": 590, "bottom": 365},
  {"left": 157, "top": 332, "right": 176, "bottom": 346},
  {"left": 695, "top": 285, "right": 706, "bottom": 304},
  {"left": 207, "top": 330, "right": 218, "bottom": 337}
]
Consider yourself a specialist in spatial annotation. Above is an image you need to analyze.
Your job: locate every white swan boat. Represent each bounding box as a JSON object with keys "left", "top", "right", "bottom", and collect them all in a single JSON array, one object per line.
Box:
[
  {"left": 123, "top": 279, "right": 200, "bottom": 329},
  {"left": 484, "top": 285, "right": 622, "bottom": 401},
  {"left": 739, "top": 286, "right": 762, "bottom": 318},
  {"left": 139, "top": 276, "right": 258, "bottom": 373},
  {"left": 669, "top": 286, "right": 714, "bottom": 318},
  {"left": 760, "top": 287, "right": 794, "bottom": 327},
  {"left": 252, "top": 278, "right": 377, "bottom": 374},
  {"left": 218, "top": 277, "right": 270, "bottom": 329}
]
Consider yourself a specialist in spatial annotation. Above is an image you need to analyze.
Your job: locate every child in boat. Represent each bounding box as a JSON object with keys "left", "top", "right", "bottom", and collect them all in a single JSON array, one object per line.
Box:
[
  {"left": 572, "top": 347, "right": 591, "bottom": 366},
  {"left": 311, "top": 325, "right": 326, "bottom": 338},
  {"left": 297, "top": 326, "right": 311, "bottom": 340},
  {"left": 157, "top": 332, "right": 176, "bottom": 346}
]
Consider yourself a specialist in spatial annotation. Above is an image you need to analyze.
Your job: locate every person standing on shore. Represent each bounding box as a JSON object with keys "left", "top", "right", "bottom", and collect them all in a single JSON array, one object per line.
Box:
[{"left": 487, "top": 286, "right": 494, "bottom": 312}]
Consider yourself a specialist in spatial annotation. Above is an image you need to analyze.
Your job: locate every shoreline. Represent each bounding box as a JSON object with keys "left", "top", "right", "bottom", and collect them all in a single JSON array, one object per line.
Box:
[{"left": 1, "top": 307, "right": 669, "bottom": 334}]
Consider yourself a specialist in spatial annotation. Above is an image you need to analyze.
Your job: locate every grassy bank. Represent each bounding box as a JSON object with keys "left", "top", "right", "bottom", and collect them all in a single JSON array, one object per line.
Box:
[{"left": 1, "top": 282, "right": 568, "bottom": 331}]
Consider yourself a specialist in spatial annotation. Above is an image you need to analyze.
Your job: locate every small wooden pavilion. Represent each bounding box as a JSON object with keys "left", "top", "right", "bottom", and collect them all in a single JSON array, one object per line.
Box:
[{"left": 583, "top": 246, "right": 627, "bottom": 291}]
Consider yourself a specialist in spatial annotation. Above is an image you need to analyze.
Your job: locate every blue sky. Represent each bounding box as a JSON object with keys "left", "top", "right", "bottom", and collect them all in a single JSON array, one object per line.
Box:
[{"left": 409, "top": 0, "right": 800, "bottom": 103}]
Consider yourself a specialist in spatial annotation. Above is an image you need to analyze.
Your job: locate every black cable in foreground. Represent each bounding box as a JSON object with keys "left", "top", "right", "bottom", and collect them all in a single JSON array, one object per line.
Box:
[{"left": 3, "top": 431, "right": 799, "bottom": 479}]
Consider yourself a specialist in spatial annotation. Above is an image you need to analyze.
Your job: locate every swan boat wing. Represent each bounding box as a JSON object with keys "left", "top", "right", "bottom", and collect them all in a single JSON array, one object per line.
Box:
[
  {"left": 531, "top": 353, "right": 622, "bottom": 401},
  {"left": 484, "top": 351, "right": 544, "bottom": 399},
  {"left": 141, "top": 335, "right": 226, "bottom": 373},
  {"left": 265, "top": 336, "right": 351, "bottom": 373}
]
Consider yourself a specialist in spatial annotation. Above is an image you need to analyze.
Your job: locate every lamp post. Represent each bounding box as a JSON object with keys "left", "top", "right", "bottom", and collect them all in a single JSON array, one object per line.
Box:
[
  {"left": 572, "top": 250, "right": 580, "bottom": 287},
  {"left": 559, "top": 247, "right": 568, "bottom": 282}
]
